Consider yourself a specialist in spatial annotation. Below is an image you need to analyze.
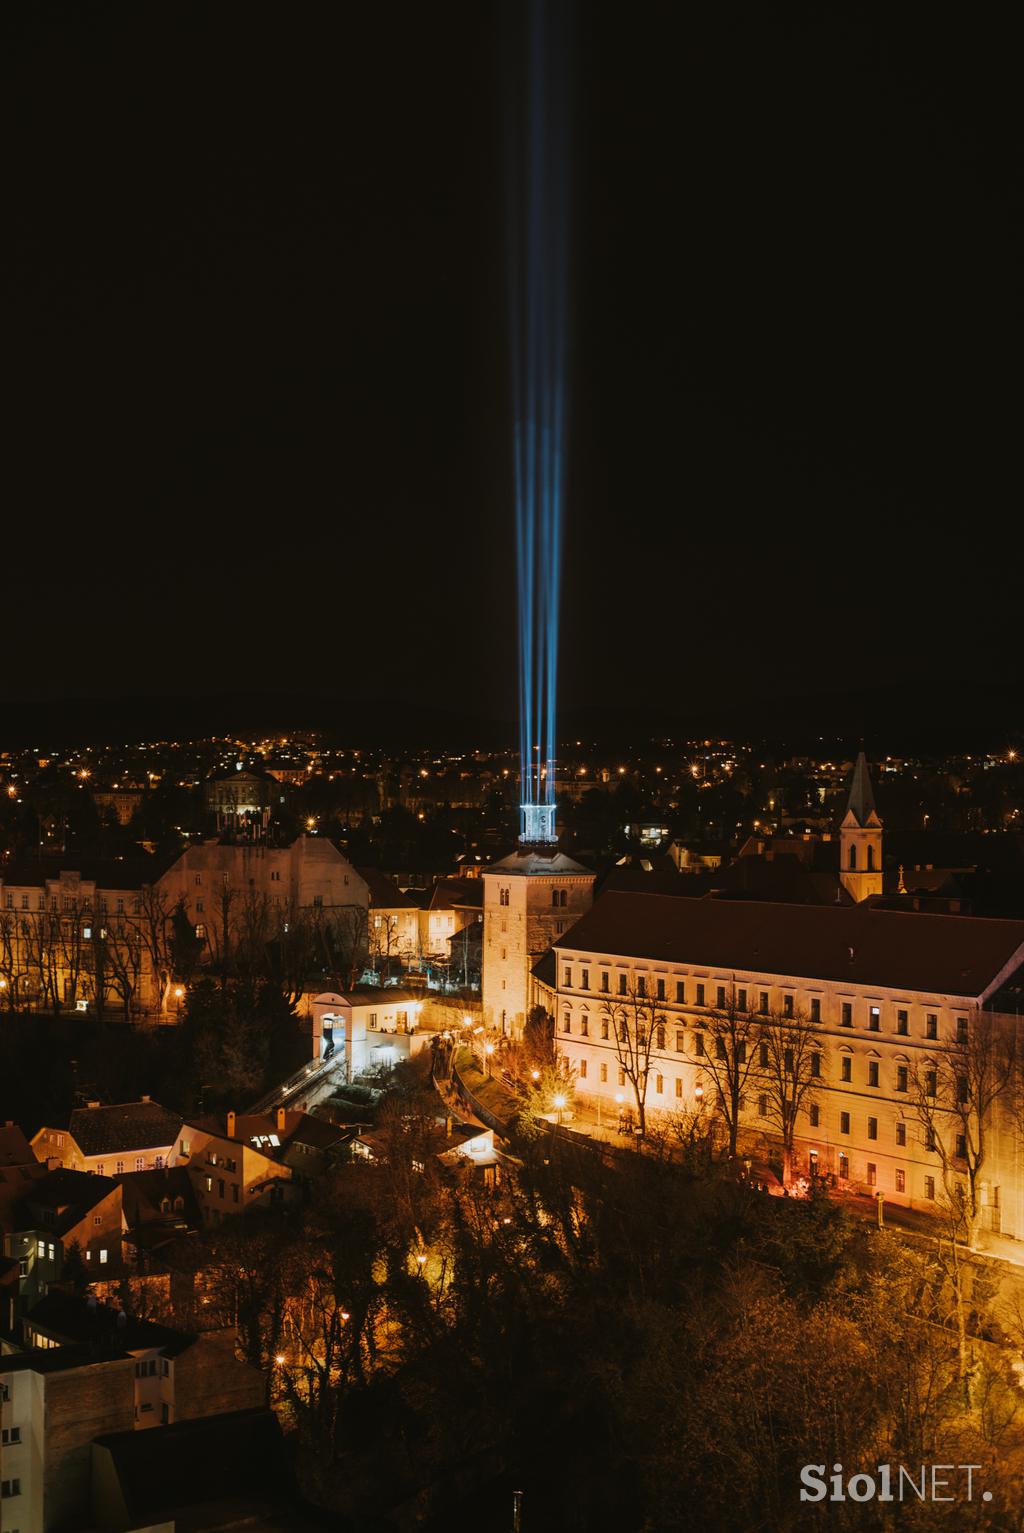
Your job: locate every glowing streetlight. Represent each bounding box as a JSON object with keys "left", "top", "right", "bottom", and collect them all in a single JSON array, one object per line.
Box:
[
  {"left": 553, "top": 1092, "right": 566, "bottom": 1125},
  {"left": 484, "top": 1042, "right": 495, "bottom": 1078},
  {"left": 531, "top": 1069, "right": 540, "bottom": 1082},
  {"left": 274, "top": 1353, "right": 286, "bottom": 1365}
]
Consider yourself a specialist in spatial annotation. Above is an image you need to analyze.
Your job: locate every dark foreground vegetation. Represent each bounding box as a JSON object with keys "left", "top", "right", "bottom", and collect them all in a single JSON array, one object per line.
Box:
[
  {"left": 101, "top": 1059, "right": 1024, "bottom": 1533},
  {"left": 0, "top": 977, "right": 307, "bottom": 1130}
]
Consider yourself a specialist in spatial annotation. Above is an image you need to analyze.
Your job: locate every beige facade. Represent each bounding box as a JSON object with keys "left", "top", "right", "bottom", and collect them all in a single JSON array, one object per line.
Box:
[
  {"left": 161, "top": 834, "right": 369, "bottom": 958},
  {"left": 553, "top": 894, "right": 1024, "bottom": 1235},
  {"left": 481, "top": 848, "right": 595, "bottom": 1037},
  {"left": 0, "top": 835, "right": 368, "bottom": 1016},
  {"left": 172, "top": 1124, "right": 293, "bottom": 1227}
]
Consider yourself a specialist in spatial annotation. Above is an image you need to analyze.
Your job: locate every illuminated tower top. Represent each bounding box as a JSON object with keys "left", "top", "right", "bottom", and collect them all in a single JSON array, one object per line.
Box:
[{"left": 520, "top": 800, "right": 556, "bottom": 846}]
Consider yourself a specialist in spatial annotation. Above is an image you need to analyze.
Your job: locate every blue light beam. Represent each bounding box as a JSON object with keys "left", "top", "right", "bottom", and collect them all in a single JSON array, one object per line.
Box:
[{"left": 506, "top": 0, "right": 571, "bottom": 845}]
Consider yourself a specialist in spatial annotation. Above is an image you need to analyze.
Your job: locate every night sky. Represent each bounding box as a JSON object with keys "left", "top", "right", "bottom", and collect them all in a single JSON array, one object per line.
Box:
[{"left": 5, "top": 3, "right": 1020, "bottom": 733}]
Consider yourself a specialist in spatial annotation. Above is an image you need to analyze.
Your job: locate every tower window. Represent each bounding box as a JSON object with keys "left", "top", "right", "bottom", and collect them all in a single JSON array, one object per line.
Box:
[{"left": 867, "top": 845, "right": 875, "bottom": 870}]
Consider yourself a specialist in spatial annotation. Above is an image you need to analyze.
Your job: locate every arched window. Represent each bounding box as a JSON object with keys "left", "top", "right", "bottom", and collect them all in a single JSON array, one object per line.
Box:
[
  {"left": 551, "top": 889, "right": 559, "bottom": 907},
  {"left": 848, "top": 845, "right": 857, "bottom": 870},
  {"left": 559, "top": 890, "right": 567, "bottom": 907},
  {"left": 867, "top": 844, "right": 875, "bottom": 870}
]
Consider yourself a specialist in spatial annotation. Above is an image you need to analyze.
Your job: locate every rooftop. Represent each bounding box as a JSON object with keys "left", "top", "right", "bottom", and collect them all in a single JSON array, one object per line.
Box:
[
  {"left": 67, "top": 1099, "right": 183, "bottom": 1157},
  {"left": 554, "top": 892, "right": 1024, "bottom": 999},
  {"left": 485, "top": 847, "right": 594, "bottom": 878}
]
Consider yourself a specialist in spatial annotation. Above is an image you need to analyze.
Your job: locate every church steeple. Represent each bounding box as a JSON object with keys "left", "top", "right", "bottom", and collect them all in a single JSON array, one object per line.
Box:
[{"left": 839, "top": 750, "right": 883, "bottom": 902}]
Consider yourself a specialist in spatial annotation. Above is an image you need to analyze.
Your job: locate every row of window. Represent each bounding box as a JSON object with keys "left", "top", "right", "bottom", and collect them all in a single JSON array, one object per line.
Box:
[
  {"left": 95, "top": 1156, "right": 163, "bottom": 1174},
  {"left": 561, "top": 970, "right": 968, "bottom": 1041},
  {"left": 3, "top": 893, "right": 139, "bottom": 913},
  {"left": 565, "top": 1023, "right": 964, "bottom": 1099},
  {"left": 574, "top": 1069, "right": 969, "bottom": 1159}
]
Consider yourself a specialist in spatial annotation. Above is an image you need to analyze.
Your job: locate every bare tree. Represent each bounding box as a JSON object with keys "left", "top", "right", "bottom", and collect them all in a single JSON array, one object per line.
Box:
[
  {"left": 695, "top": 987, "right": 760, "bottom": 1158},
  {"left": 756, "top": 1006, "right": 822, "bottom": 1183},
  {"left": 368, "top": 912, "right": 403, "bottom": 981},
  {"left": 21, "top": 908, "right": 64, "bottom": 1013},
  {"left": 906, "top": 1007, "right": 1012, "bottom": 1249},
  {"left": 0, "top": 909, "right": 26, "bottom": 1008},
  {"left": 319, "top": 905, "right": 369, "bottom": 994},
  {"left": 106, "top": 920, "right": 145, "bottom": 1020},
  {"left": 599, "top": 980, "right": 666, "bottom": 1138},
  {"left": 56, "top": 908, "right": 87, "bottom": 1010},
  {"left": 134, "top": 885, "right": 175, "bottom": 1012}
]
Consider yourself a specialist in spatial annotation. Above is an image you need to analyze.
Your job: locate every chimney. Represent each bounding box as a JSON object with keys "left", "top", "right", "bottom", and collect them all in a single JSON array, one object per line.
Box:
[
  {"left": 276, "top": 1107, "right": 287, "bottom": 1133},
  {"left": 226, "top": 1110, "right": 236, "bottom": 1139},
  {"left": 140, "top": 1095, "right": 151, "bottom": 1103}
]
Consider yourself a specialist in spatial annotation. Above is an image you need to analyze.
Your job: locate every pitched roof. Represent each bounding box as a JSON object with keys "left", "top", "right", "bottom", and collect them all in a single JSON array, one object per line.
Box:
[
  {"left": 117, "top": 1166, "right": 201, "bottom": 1228},
  {"left": 92, "top": 1409, "right": 294, "bottom": 1525},
  {"left": 26, "top": 1291, "right": 196, "bottom": 1356},
  {"left": 356, "top": 866, "right": 419, "bottom": 908},
  {"left": 67, "top": 1100, "right": 182, "bottom": 1157},
  {"left": 554, "top": 891, "right": 1024, "bottom": 999},
  {"left": 845, "top": 751, "right": 878, "bottom": 827},
  {"left": 0, "top": 1124, "right": 34, "bottom": 1166},
  {"left": 485, "top": 847, "right": 594, "bottom": 878},
  {"left": 23, "top": 1168, "right": 119, "bottom": 1233},
  {"left": 427, "top": 877, "right": 475, "bottom": 910}
]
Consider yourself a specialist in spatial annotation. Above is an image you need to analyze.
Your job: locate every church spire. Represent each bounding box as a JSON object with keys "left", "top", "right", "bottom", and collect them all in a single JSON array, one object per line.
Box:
[{"left": 846, "top": 750, "right": 877, "bottom": 827}]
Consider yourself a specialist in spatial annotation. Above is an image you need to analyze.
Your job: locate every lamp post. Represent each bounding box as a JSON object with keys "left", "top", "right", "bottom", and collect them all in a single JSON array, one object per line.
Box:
[
  {"left": 553, "top": 1093, "right": 566, "bottom": 1126},
  {"left": 484, "top": 1042, "right": 495, "bottom": 1079}
]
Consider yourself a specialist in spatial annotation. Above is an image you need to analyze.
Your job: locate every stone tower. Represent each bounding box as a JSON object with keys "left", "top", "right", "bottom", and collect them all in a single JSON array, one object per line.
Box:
[
  {"left": 839, "top": 751, "right": 883, "bottom": 902},
  {"left": 481, "top": 847, "right": 595, "bottom": 1037}
]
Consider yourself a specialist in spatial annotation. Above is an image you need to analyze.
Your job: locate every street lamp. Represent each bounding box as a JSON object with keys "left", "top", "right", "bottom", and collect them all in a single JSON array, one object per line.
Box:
[
  {"left": 553, "top": 1093, "right": 566, "bottom": 1126},
  {"left": 484, "top": 1042, "right": 495, "bottom": 1078}
]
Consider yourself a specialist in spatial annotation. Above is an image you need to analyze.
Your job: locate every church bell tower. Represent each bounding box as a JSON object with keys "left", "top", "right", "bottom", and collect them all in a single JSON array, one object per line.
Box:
[{"left": 839, "top": 750, "right": 883, "bottom": 902}]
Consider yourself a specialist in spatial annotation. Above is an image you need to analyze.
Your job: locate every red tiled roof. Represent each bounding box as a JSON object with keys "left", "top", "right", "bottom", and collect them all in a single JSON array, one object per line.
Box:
[{"left": 554, "top": 892, "right": 1024, "bottom": 998}]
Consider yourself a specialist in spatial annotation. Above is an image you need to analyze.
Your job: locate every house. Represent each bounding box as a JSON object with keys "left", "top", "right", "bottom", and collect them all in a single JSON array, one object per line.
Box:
[
  {"left": 0, "top": 1305, "right": 266, "bottom": 1533},
  {"left": 309, "top": 986, "right": 430, "bottom": 1074},
  {"left": 360, "top": 867, "right": 422, "bottom": 973},
  {"left": 0, "top": 1124, "right": 47, "bottom": 1237},
  {"left": 421, "top": 878, "right": 480, "bottom": 961},
  {"left": 227, "top": 1108, "right": 349, "bottom": 1182},
  {"left": 31, "top": 1099, "right": 182, "bottom": 1177},
  {"left": 173, "top": 1117, "right": 294, "bottom": 1226}
]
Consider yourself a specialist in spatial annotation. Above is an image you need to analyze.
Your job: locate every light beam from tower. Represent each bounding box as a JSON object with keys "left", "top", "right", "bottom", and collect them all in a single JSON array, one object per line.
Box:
[{"left": 506, "top": 0, "right": 570, "bottom": 847}]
